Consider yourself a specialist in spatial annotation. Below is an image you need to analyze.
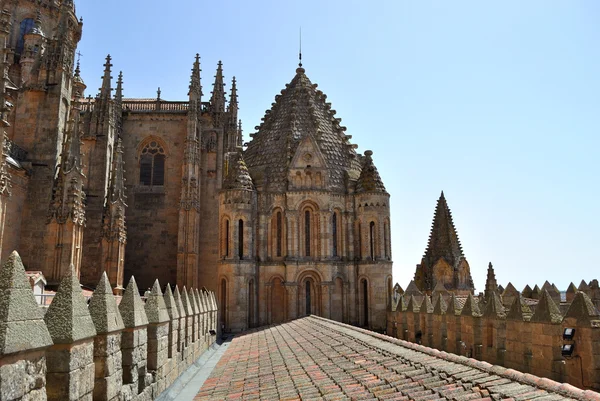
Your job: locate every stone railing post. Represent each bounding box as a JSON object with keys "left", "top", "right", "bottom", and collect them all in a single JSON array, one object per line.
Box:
[
  {"left": 44, "top": 264, "right": 97, "bottom": 401},
  {"left": 210, "top": 291, "right": 218, "bottom": 340},
  {"left": 198, "top": 290, "right": 208, "bottom": 346},
  {"left": 88, "top": 271, "right": 125, "bottom": 401},
  {"left": 162, "top": 285, "right": 179, "bottom": 386},
  {"left": 145, "top": 279, "right": 170, "bottom": 394},
  {"left": 193, "top": 289, "right": 204, "bottom": 350},
  {"left": 119, "top": 276, "right": 149, "bottom": 397},
  {"left": 188, "top": 287, "right": 200, "bottom": 358},
  {"left": 0, "top": 251, "right": 53, "bottom": 401}
]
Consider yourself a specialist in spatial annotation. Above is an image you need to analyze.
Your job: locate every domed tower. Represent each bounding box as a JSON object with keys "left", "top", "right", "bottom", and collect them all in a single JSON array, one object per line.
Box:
[
  {"left": 218, "top": 150, "right": 257, "bottom": 331},
  {"left": 235, "top": 65, "right": 392, "bottom": 331}
]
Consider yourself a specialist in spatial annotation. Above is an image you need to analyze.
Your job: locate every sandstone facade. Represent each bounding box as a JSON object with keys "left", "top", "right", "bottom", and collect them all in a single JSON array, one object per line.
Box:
[{"left": 0, "top": 0, "right": 392, "bottom": 331}]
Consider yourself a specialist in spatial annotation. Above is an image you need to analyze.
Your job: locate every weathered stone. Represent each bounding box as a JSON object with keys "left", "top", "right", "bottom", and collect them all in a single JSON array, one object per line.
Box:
[
  {"left": 531, "top": 290, "right": 563, "bottom": 323},
  {"left": 506, "top": 294, "right": 532, "bottom": 320},
  {"left": 44, "top": 263, "right": 96, "bottom": 343},
  {"left": 461, "top": 293, "right": 481, "bottom": 317},
  {"left": 0, "top": 251, "right": 52, "bottom": 355},
  {"left": 173, "top": 286, "right": 186, "bottom": 317},
  {"left": 88, "top": 272, "right": 125, "bottom": 334},
  {"left": 163, "top": 285, "right": 179, "bottom": 320},
  {"left": 483, "top": 291, "right": 506, "bottom": 318},
  {"left": 564, "top": 291, "right": 600, "bottom": 325},
  {"left": 433, "top": 294, "right": 447, "bottom": 315},
  {"left": 144, "top": 279, "right": 169, "bottom": 324},
  {"left": 119, "top": 276, "right": 149, "bottom": 328}
]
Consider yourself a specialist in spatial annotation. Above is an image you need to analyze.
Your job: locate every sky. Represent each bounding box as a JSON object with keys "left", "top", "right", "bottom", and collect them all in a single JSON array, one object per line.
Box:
[{"left": 75, "top": 1, "right": 600, "bottom": 292}]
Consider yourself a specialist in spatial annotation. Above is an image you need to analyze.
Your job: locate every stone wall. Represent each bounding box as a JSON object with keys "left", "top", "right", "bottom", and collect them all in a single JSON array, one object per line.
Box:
[
  {"left": 387, "top": 290, "right": 600, "bottom": 391},
  {"left": 0, "top": 250, "right": 218, "bottom": 401}
]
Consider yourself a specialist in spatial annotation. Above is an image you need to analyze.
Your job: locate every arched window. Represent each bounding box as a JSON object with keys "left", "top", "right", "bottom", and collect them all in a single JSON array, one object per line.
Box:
[
  {"left": 16, "top": 18, "right": 34, "bottom": 55},
  {"left": 383, "top": 221, "right": 389, "bottom": 259},
  {"left": 332, "top": 212, "right": 338, "bottom": 257},
  {"left": 223, "top": 219, "right": 230, "bottom": 257},
  {"left": 305, "top": 210, "right": 311, "bottom": 257},
  {"left": 238, "top": 219, "right": 244, "bottom": 259},
  {"left": 140, "top": 141, "right": 165, "bottom": 186},
  {"left": 276, "top": 211, "right": 282, "bottom": 257},
  {"left": 369, "top": 221, "right": 375, "bottom": 260}
]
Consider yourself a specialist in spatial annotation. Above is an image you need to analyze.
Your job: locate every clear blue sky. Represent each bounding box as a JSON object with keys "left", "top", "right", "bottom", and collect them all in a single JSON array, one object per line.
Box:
[{"left": 76, "top": 1, "right": 600, "bottom": 292}]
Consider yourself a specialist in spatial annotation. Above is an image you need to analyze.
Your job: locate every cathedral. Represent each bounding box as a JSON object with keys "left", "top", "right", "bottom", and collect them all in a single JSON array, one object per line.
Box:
[{"left": 0, "top": 0, "right": 393, "bottom": 331}]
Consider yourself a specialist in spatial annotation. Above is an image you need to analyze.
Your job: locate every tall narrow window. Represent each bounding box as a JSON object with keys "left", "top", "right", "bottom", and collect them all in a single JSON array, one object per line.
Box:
[
  {"left": 224, "top": 220, "right": 230, "bottom": 257},
  {"left": 305, "top": 210, "right": 311, "bottom": 257},
  {"left": 369, "top": 221, "right": 375, "bottom": 260},
  {"left": 238, "top": 219, "right": 244, "bottom": 259},
  {"left": 332, "top": 212, "right": 338, "bottom": 257},
  {"left": 362, "top": 279, "right": 369, "bottom": 327},
  {"left": 305, "top": 280, "right": 311, "bottom": 315},
  {"left": 140, "top": 141, "right": 165, "bottom": 186},
  {"left": 383, "top": 221, "right": 389, "bottom": 259},
  {"left": 276, "top": 212, "right": 282, "bottom": 257}
]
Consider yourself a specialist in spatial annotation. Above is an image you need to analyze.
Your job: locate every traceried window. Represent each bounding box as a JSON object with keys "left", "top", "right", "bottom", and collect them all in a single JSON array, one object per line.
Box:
[
  {"left": 139, "top": 141, "right": 165, "bottom": 186},
  {"left": 16, "top": 18, "right": 35, "bottom": 55}
]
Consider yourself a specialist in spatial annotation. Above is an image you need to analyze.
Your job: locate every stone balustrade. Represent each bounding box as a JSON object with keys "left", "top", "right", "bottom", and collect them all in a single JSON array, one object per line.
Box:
[{"left": 0, "top": 251, "right": 218, "bottom": 401}]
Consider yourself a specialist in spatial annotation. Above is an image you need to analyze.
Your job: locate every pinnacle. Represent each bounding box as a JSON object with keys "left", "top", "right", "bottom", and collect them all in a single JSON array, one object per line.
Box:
[
  {"left": 356, "top": 150, "right": 386, "bottom": 193},
  {"left": 88, "top": 271, "right": 124, "bottom": 334},
  {"left": 115, "top": 71, "right": 124, "bottom": 101},
  {"left": 565, "top": 291, "right": 600, "bottom": 324},
  {"left": 0, "top": 251, "right": 53, "bottom": 354},
  {"left": 174, "top": 286, "right": 186, "bottom": 317},
  {"left": 163, "top": 285, "right": 179, "bottom": 320},
  {"left": 145, "top": 279, "right": 169, "bottom": 324},
  {"left": 461, "top": 294, "right": 481, "bottom": 317},
  {"left": 507, "top": 295, "right": 532, "bottom": 320},
  {"left": 181, "top": 286, "right": 193, "bottom": 316},
  {"left": 224, "top": 151, "right": 254, "bottom": 190},
  {"left": 119, "top": 276, "right": 149, "bottom": 328},
  {"left": 433, "top": 295, "right": 447, "bottom": 315},
  {"left": 531, "top": 290, "right": 563, "bottom": 323},
  {"left": 44, "top": 264, "right": 96, "bottom": 343},
  {"left": 483, "top": 291, "right": 506, "bottom": 318}
]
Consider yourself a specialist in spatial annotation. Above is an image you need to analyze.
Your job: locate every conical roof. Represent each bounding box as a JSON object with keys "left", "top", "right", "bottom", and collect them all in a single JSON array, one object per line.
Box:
[
  {"left": 422, "top": 192, "right": 465, "bottom": 267},
  {"left": 356, "top": 150, "right": 386, "bottom": 193},
  {"left": 245, "top": 66, "right": 361, "bottom": 192},
  {"left": 224, "top": 151, "right": 254, "bottom": 190}
]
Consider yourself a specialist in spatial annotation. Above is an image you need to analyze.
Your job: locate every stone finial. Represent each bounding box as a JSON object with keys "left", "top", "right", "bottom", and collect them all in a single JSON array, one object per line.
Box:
[
  {"left": 393, "top": 283, "right": 404, "bottom": 295},
  {"left": 484, "top": 262, "right": 498, "bottom": 298},
  {"left": 88, "top": 271, "right": 124, "bottom": 334},
  {"left": 145, "top": 279, "right": 169, "bottom": 324},
  {"left": 195, "top": 288, "right": 205, "bottom": 313},
  {"left": 423, "top": 296, "right": 434, "bottom": 313},
  {"left": 433, "top": 295, "right": 447, "bottom": 315},
  {"left": 541, "top": 281, "right": 561, "bottom": 304},
  {"left": 461, "top": 294, "right": 482, "bottom": 317},
  {"left": 531, "top": 290, "right": 563, "bottom": 324},
  {"left": 118, "top": 276, "right": 148, "bottom": 328},
  {"left": 180, "top": 286, "right": 193, "bottom": 316},
  {"left": 406, "top": 295, "right": 421, "bottom": 313},
  {"left": 566, "top": 282, "right": 578, "bottom": 302},
  {"left": 502, "top": 282, "right": 519, "bottom": 297},
  {"left": 188, "top": 287, "right": 198, "bottom": 315},
  {"left": 497, "top": 284, "right": 504, "bottom": 294},
  {"left": 356, "top": 150, "right": 387, "bottom": 193},
  {"left": 522, "top": 284, "right": 533, "bottom": 298},
  {"left": 565, "top": 291, "right": 600, "bottom": 325},
  {"left": 173, "top": 286, "right": 186, "bottom": 317},
  {"left": 578, "top": 280, "right": 591, "bottom": 293},
  {"left": 163, "top": 285, "right": 179, "bottom": 320},
  {"left": 447, "top": 294, "right": 462, "bottom": 316},
  {"left": 531, "top": 285, "right": 541, "bottom": 300},
  {"left": 507, "top": 295, "right": 532, "bottom": 321},
  {"left": 0, "top": 251, "right": 52, "bottom": 354},
  {"left": 483, "top": 291, "right": 506, "bottom": 319},
  {"left": 44, "top": 264, "right": 96, "bottom": 343},
  {"left": 99, "top": 54, "right": 113, "bottom": 99}
]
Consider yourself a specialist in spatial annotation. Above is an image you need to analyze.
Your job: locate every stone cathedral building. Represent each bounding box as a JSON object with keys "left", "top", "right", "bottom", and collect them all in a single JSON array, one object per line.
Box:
[{"left": 0, "top": 0, "right": 392, "bottom": 331}]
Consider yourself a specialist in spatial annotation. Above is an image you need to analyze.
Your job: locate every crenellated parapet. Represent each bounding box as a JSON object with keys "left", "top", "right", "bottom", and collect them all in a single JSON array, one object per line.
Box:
[
  {"left": 0, "top": 250, "right": 218, "bottom": 401},
  {"left": 388, "top": 284, "right": 600, "bottom": 391}
]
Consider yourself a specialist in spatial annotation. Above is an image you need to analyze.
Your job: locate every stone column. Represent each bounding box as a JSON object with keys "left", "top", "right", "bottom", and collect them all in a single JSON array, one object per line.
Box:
[
  {"left": 44, "top": 264, "right": 97, "bottom": 401},
  {"left": 162, "top": 285, "right": 180, "bottom": 386},
  {"left": 89, "top": 272, "right": 125, "bottom": 401},
  {"left": 118, "top": 276, "right": 149, "bottom": 397},
  {"left": 0, "top": 251, "right": 53, "bottom": 401}
]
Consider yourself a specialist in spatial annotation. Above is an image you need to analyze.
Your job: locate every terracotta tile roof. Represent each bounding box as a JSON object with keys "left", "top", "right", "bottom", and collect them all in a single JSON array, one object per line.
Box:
[
  {"left": 195, "top": 316, "right": 598, "bottom": 400},
  {"left": 244, "top": 67, "right": 361, "bottom": 192}
]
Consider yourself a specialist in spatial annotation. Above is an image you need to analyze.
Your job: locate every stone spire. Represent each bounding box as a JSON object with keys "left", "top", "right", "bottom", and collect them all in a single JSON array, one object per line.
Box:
[
  {"left": 88, "top": 272, "right": 124, "bottom": 334},
  {"left": 209, "top": 60, "right": 225, "bottom": 113},
  {"left": 414, "top": 192, "right": 474, "bottom": 294},
  {"left": 108, "top": 138, "right": 126, "bottom": 205},
  {"left": 99, "top": 54, "right": 113, "bottom": 100},
  {"left": 484, "top": 262, "right": 498, "bottom": 298},
  {"left": 224, "top": 151, "right": 254, "bottom": 190},
  {"left": 356, "top": 150, "right": 386, "bottom": 193},
  {"left": 228, "top": 76, "right": 238, "bottom": 125},
  {"left": 115, "top": 71, "right": 124, "bottom": 103},
  {"left": 72, "top": 59, "right": 86, "bottom": 98},
  {"left": 189, "top": 53, "right": 202, "bottom": 104}
]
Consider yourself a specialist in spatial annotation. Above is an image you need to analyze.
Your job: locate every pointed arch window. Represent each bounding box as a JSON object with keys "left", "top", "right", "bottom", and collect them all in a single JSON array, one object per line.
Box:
[{"left": 140, "top": 141, "right": 165, "bottom": 186}]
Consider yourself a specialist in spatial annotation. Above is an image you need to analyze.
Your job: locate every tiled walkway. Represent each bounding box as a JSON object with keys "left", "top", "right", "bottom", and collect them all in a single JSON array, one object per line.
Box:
[{"left": 195, "top": 316, "right": 591, "bottom": 401}]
